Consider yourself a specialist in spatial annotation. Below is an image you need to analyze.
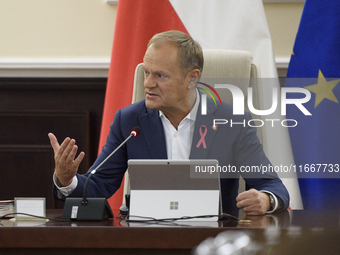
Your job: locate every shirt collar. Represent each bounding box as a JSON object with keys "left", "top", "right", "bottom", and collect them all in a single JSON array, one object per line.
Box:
[{"left": 159, "top": 88, "right": 200, "bottom": 122}]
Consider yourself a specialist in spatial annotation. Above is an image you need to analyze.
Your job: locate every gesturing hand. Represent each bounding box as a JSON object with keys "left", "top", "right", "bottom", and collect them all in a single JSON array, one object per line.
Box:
[{"left": 48, "top": 133, "right": 85, "bottom": 187}]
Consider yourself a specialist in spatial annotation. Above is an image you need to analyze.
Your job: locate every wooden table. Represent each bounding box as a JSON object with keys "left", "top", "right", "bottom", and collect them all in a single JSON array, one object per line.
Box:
[{"left": 1, "top": 209, "right": 340, "bottom": 254}]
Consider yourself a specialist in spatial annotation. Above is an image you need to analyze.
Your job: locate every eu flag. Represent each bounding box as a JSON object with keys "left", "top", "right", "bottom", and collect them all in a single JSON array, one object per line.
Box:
[{"left": 285, "top": 0, "right": 340, "bottom": 209}]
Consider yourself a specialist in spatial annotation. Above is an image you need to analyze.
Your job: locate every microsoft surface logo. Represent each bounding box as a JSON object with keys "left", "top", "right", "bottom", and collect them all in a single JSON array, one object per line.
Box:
[{"left": 170, "top": 201, "right": 179, "bottom": 210}]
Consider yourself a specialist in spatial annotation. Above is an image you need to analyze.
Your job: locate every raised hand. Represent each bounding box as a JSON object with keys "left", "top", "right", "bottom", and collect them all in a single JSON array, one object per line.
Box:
[{"left": 48, "top": 133, "right": 85, "bottom": 187}]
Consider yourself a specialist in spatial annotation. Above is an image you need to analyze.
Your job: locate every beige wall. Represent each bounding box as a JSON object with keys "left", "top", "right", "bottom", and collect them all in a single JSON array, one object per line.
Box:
[
  {"left": 0, "top": 1, "right": 303, "bottom": 60},
  {"left": 0, "top": 0, "right": 117, "bottom": 58},
  {"left": 264, "top": 3, "right": 304, "bottom": 58}
]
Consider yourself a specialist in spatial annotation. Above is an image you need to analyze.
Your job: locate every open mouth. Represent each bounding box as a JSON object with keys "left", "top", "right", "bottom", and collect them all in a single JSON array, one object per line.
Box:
[{"left": 146, "top": 92, "right": 159, "bottom": 98}]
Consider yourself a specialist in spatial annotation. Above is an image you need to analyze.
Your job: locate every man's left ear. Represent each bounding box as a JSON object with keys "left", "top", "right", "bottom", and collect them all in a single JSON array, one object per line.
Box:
[{"left": 188, "top": 69, "right": 200, "bottom": 89}]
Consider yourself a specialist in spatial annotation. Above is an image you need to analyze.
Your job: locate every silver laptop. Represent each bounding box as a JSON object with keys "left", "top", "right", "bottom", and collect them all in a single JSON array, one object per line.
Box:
[{"left": 127, "top": 159, "right": 221, "bottom": 222}]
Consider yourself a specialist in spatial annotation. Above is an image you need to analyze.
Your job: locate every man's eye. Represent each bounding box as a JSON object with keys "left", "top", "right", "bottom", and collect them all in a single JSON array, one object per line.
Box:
[
  {"left": 157, "top": 73, "right": 165, "bottom": 78},
  {"left": 144, "top": 71, "right": 150, "bottom": 77}
]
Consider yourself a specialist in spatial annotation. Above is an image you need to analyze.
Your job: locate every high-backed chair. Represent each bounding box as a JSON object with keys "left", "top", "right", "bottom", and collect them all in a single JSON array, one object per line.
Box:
[{"left": 122, "top": 49, "right": 267, "bottom": 202}]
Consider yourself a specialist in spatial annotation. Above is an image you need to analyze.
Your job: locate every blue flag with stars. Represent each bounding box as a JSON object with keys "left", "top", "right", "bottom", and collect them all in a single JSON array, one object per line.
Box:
[{"left": 285, "top": 0, "right": 340, "bottom": 209}]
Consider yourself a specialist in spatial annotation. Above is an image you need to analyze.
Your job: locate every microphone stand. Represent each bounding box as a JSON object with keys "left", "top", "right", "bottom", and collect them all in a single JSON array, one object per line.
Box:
[
  {"left": 81, "top": 132, "right": 136, "bottom": 205},
  {"left": 63, "top": 127, "right": 140, "bottom": 221}
]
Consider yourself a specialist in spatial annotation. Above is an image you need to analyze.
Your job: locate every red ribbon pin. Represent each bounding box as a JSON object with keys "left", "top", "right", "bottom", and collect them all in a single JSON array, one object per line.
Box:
[{"left": 196, "top": 125, "right": 207, "bottom": 149}]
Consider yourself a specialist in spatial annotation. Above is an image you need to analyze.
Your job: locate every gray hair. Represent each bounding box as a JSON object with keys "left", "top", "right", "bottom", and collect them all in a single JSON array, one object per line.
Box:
[{"left": 147, "top": 30, "right": 204, "bottom": 76}]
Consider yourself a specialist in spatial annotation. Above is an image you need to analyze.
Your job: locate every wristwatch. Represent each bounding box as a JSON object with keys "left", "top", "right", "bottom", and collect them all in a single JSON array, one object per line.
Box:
[{"left": 269, "top": 194, "right": 275, "bottom": 211}]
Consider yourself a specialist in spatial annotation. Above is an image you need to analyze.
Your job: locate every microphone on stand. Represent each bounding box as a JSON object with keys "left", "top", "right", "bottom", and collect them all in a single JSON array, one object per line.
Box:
[{"left": 63, "top": 126, "right": 141, "bottom": 221}]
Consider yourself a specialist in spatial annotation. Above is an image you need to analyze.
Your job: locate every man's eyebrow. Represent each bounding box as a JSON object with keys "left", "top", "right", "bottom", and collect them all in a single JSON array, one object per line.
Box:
[
  {"left": 143, "top": 68, "right": 164, "bottom": 75},
  {"left": 142, "top": 64, "right": 167, "bottom": 75}
]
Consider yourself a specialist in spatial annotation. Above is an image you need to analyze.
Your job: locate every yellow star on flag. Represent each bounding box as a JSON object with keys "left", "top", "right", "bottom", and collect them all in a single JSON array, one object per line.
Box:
[{"left": 304, "top": 70, "right": 340, "bottom": 108}]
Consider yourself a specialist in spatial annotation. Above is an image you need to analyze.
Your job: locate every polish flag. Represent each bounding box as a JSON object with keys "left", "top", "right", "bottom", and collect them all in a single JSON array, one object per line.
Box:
[{"left": 99, "top": 0, "right": 303, "bottom": 212}]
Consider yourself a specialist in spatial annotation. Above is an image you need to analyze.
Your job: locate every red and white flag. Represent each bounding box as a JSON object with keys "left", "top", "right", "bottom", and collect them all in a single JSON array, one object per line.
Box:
[
  {"left": 100, "top": 0, "right": 303, "bottom": 211},
  {"left": 99, "top": 0, "right": 188, "bottom": 212}
]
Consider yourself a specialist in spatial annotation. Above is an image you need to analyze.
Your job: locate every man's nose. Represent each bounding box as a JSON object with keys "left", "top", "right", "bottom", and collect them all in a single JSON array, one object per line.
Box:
[{"left": 144, "top": 75, "right": 156, "bottom": 89}]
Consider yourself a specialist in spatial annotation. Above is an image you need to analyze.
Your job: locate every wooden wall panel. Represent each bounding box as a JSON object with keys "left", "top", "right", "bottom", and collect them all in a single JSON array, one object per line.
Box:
[
  {"left": 0, "top": 111, "right": 91, "bottom": 172},
  {"left": 0, "top": 145, "right": 56, "bottom": 209},
  {"left": 0, "top": 78, "right": 106, "bottom": 209}
]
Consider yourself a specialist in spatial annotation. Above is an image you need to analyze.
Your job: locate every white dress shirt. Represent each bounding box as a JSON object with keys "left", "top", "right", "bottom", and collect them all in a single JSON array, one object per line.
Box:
[{"left": 159, "top": 89, "right": 200, "bottom": 159}]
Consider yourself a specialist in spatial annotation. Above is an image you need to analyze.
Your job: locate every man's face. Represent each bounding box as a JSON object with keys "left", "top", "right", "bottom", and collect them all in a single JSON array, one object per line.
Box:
[{"left": 143, "top": 42, "right": 191, "bottom": 116}]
